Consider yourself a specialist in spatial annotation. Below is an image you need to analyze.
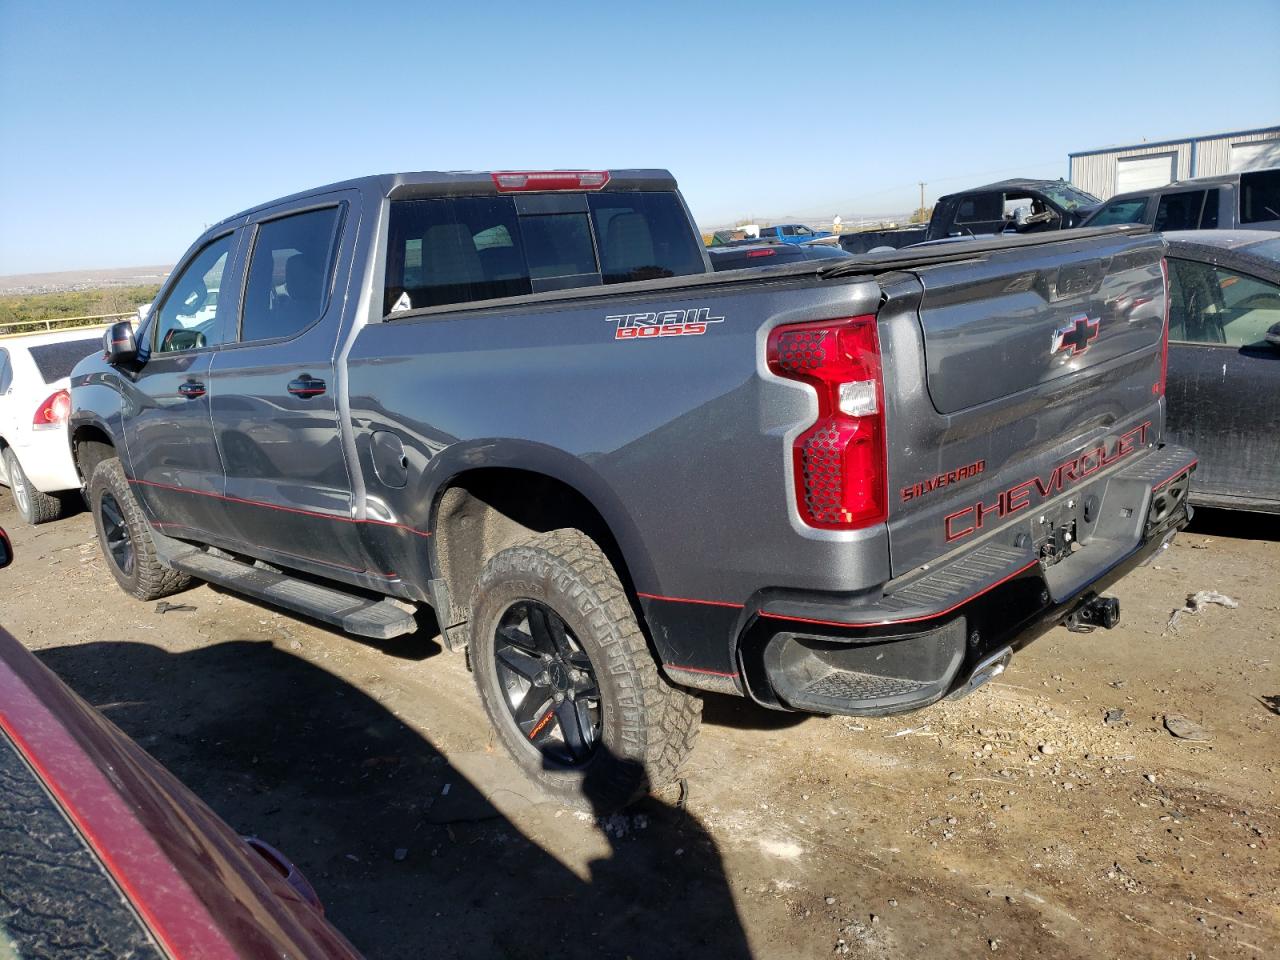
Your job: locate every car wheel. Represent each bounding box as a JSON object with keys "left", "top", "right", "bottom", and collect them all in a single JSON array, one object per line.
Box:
[
  {"left": 88, "top": 457, "right": 191, "bottom": 600},
  {"left": 2, "top": 447, "right": 65, "bottom": 525},
  {"left": 468, "top": 528, "right": 701, "bottom": 811}
]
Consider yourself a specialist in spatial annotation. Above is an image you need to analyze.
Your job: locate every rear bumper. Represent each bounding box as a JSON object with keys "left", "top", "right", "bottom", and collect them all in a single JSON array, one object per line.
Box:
[
  {"left": 738, "top": 445, "right": 1196, "bottom": 716},
  {"left": 5, "top": 430, "right": 80, "bottom": 493}
]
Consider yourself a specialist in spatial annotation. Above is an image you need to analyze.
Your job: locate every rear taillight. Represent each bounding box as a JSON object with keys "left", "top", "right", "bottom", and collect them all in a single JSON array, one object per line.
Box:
[
  {"left": 747, "top": 248, "right": 776, "bottom": 258},
  {"left": 491, "top": 171, "right": 610, "bottom": 192},
  {"left": 767, "top": 315, "right": 887, "bottom": 529},
  {"left": 33, "top": 389, "right": 70, "bottom": 430},
  {"left": 1155, "top": 258, "right": 1169, "bottom": 397}
]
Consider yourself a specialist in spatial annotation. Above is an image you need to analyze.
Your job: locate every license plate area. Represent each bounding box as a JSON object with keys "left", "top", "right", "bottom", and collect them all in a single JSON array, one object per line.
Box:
[{"left": 1033, "top": 499, "right": 1088, "bottom": 567}]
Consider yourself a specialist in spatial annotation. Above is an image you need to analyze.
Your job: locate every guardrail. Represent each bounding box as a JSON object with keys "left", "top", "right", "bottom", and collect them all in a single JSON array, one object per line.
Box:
[{"left": 0, "top": 312, "right": 130, "bottom": 339}]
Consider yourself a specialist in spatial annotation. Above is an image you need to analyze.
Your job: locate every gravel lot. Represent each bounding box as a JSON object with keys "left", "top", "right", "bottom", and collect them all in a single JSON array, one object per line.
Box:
[{"left": 1, "top": 491, "right": 1276, "bottom": 959}]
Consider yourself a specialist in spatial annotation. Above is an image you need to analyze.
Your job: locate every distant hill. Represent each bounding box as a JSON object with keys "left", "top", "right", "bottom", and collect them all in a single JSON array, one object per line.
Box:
[{"left": 0, "top": 265, "right": 171, "bottom": 296}]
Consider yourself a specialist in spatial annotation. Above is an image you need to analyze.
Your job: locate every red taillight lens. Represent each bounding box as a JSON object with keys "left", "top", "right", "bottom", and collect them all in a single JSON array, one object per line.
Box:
[
  {"left": 33, "top": 389, "right": 71, "bottom": 429},
  {"left": 491, "top": 170, "right": 610, "bottom": 192},
  {"left": 767, "top": 315, "right": 887, "bottom": 529},
  {"left": 747, "top": 248, "right": 776, "bottom": 258},
  {"left": 1155, "top": 258, "right": 1170, "bottom": 397}
]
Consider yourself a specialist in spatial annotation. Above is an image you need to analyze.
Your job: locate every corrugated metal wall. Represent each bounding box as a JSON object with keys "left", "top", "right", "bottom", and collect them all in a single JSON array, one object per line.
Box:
[
  {"left": 1070, "top": 143, "right": 1192, "bottom": 200},
  {"left": 1070, "top": 126, "right": 1280, "bottom": 200},
  {"left": 1195, "top": 129, "right": 1280, "bottom": 176}
]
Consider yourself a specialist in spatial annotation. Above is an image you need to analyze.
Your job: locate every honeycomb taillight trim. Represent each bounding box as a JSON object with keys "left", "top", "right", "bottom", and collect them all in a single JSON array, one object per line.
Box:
[{"left": 767, "top": 315, "right": 887, "bottom": 530}]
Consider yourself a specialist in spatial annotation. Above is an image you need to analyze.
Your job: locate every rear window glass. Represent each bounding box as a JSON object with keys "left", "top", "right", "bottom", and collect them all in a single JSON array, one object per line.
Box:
[
  {"left": 383, "top": 191, "right": 705, "bottom": 313},
  {"left": 1155, "top": 191, "right": 1206, "bottom": 231},
  {"left": 27, "top": 338, "right": 100, "bottom": 383},
  {"left": 1240, "top": 169, "right": 1280, "bottom": 224},
  {"left": 955, "top": 194, "right": 1002, "bottom": 223}
]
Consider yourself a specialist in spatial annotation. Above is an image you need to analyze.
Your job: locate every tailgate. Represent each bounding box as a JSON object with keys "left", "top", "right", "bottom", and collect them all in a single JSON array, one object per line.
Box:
[{"left": 881, "top": 231, "right": 1168, "bottom": 577}]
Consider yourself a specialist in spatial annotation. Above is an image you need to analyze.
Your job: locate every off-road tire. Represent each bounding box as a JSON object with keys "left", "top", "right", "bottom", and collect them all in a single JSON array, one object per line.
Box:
[
  {"left": 469, "top": 528, "right": 702, "bottom": 811},
  {"left": 3, "top": 448, "right": 66, "bottom": 525},
  {"left": 88, "top": 458, "right": 191, "bottom": 600}
]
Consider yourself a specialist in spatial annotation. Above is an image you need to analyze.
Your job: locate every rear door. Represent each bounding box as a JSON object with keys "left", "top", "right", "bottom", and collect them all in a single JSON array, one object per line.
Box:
[
  {"left": 123, "top": 227, "right": 245, "bottom": 536},
  {"left": 1165, "top": 255, "right": 1280, "bottom": 506},
  {"left": 206, "top": 192, "right": 367, "bottom": 575}
]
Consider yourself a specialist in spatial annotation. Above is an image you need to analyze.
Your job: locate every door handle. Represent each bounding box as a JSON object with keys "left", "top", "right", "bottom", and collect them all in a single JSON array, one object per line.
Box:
[
  {"left": 178, "top": 379, "right": 206, "bottom": 399},
  {"left": 288, "top": 375, "right": 326, "bottom": 399}
]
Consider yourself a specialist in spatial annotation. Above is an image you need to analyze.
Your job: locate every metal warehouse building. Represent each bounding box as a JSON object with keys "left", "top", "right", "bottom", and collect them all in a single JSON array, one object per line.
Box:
[{"left": 1069, "top": 125, "right": 1280, "bottom": 200}]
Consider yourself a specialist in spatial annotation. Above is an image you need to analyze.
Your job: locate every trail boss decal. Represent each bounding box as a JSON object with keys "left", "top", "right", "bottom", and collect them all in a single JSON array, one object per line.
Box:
[
  {"left": 943, "top": 421, "right": 1151, "bottom": 543},
  {"left": 607, "top": 308, "right": 725, "bottom": 340}
]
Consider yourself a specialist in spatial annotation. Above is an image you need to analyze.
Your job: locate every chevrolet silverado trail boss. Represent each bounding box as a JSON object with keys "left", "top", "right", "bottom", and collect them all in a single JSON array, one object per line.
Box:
[{"left": 68, "top": 169, "right": 1195, "bottom": 808}]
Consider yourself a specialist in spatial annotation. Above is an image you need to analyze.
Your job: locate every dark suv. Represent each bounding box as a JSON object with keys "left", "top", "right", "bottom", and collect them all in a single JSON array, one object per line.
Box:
[{"left": 1083, "top": 168, "right": 1280, "bottom": 233}]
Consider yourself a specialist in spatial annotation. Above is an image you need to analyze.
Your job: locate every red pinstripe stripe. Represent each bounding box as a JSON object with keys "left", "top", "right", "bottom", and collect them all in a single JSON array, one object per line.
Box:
[
  {"left": 637, "top": 591, "right": 744, "bottom": 609},
  {"left": 1152, "top": 460, "right": 1197, "bottom": 492},
  {"left": 129, "top": 478, "right": 431, "bottom": 538},
  {"left": 759, "top": 559, "right": 1041, "bottom": 629}
]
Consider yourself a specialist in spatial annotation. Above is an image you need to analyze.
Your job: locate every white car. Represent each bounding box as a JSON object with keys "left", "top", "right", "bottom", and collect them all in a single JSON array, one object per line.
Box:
[{"left": 0, "top": 326, "right": 105, "bottom": 524}]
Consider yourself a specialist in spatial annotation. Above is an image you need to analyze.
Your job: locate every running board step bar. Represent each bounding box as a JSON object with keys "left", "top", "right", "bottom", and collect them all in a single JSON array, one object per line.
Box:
[{"left": 163, "top": 547, "right": 418, "bottom": 640}]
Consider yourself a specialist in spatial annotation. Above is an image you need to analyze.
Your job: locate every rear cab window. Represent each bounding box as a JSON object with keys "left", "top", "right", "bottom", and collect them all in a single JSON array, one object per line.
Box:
[
  {"left": 1239, "top": 169, "right": 1280, "bottom": 224},
  {"left": 383, "top": 189, "right": 706, "bottom": 314},
  {"left": 26, "top": 338, "right": 101, "bottom": 382}
]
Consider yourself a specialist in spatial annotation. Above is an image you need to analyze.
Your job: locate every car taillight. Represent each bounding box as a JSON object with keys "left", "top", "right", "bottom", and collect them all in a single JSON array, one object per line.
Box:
[
  {"left": 1155, "top": 258, "right": 1170, "bottom": 397},
  {"left": 767, "top": 315, "right": 887, "bottom": 529},
  {"left": 491, "top": 171, "right": 611, "bottom": 192},
  {"left": 33, "top": 389, "right": 71, "bottom": 430},
  {"left": 747, "top": 248, "right": 776, "bottom": 258}
]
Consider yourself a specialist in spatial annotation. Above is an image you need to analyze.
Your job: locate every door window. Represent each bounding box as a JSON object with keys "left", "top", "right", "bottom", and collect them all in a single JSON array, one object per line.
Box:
[
  {"left": 241, "top": 206, "right": 343, "bottom": 343},
  {"left": 1199, "top": 189, "right": 1220, "bottom": 228},
  {"left": 1154, "top": 191, "right": 1206, "bottom": 231},
  {"left": 955, "top": 194, "right": 1002, "bottom": 224},
  {"left": 154, "top": 234, "right": 235, "bottom": 353},
  {"left": 0, "top": 350, "right": 10, "bottom": 394},
  {"left": 1168, "top": 258, "right": 1280, "bottom": 347},
  {"left": 1239, "top": 169, "right": 1280, "bottom": 224},
  {"left": 1088, "top": 197, "right": 1149, "bottom": 226}
]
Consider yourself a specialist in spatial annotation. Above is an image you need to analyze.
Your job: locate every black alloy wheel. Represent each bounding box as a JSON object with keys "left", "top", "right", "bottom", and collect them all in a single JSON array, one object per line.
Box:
[
  {"left": 493, "top": 599, "right": 601, "bottom": 766},
  {"left": 99, "top": 491, "right": 135, "bottom": 577}
]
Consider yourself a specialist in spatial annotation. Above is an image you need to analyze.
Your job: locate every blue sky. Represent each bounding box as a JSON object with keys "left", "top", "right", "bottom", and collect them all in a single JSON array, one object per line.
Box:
[{"left": 1, "top": 0, "right": 1277, "bottom": 274}]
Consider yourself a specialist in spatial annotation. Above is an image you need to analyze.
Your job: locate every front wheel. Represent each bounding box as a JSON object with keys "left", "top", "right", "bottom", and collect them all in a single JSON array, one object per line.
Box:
[
  {"left": 88, "top": 458, "right": 192, "bottom": 600},
  {"left": 469, "top": 529, "right": 701, "bottom": 811}
]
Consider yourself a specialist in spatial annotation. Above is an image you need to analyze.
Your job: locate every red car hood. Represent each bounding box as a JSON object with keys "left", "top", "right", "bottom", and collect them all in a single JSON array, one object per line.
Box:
[{"left": 0, "top": 626, "right": 364, "bottom": 959}]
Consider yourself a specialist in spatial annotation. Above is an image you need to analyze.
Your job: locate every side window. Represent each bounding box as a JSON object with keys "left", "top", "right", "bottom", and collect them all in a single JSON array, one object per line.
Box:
[
  {"left": 1168, "top": 258, "right": 1280, "bottom": 347},
  {"left": 1239, "top": 169, "right": 1280, "bottom": 224},
  {"left": 1199, "top": 189, "right": 1220, "bottom": 229},
  {"left": 1089, "top": 197, "right": 1149, "bottom": 226},
  {"left": 955, "top": 194, "right": 1002, "bottom": 224},
  {"left": 0, "top": 349, "right": 11, "bottom": 394},
  {"left": 154, "top": 233, "right": 234, "bottom": 353},
  {"left": 1154, "top": 191, "right": 1206, "bottom": 231},
  {"left": 241, "top": 207, "right": 342, "bottom": 343},
  {"left": 759, "top": 226, "right": 778, "bottom": 238}
]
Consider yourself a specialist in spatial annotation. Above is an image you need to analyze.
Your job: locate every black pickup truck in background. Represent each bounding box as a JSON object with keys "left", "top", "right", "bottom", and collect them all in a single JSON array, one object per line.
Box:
[
  {"left": 69, "top": 168, "right": 1194, "bottom": 809},
  {"left": 926, "top": 178, "right": 1102, "bottom": 241}
]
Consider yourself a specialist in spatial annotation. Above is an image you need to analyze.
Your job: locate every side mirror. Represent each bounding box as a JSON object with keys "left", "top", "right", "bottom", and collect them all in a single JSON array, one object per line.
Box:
[
  {"left": 104, "top": 321, "right": 138, "bottom": 366},
  {"left": 0, "top": 527, "right": 11, "bottom": 569},
  {"left": 1267, "top": 322, "right": 1280, "bottom": 350}
]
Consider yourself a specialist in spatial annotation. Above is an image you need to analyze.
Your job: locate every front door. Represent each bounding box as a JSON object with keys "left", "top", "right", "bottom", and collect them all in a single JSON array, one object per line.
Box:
[
  {"left": 207, "top": 195, "right": 370, "bottom": 577},
  {"left": 1165, "top": 255, "right": 1280, "bottom": 508},
  {"left": 123, "top": 227, "right": 243, "bottom": 538}
]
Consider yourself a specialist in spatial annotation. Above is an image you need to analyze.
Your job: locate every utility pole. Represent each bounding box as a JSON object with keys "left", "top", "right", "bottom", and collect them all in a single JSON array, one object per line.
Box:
[{"left": 918, "top": 182, "right": 926, "bottom": 221}]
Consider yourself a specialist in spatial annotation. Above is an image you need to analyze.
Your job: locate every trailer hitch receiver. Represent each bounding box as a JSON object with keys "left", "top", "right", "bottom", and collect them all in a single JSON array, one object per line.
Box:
[{"left": 1066, "top": 594, "right": 1121, "bottom": 633}]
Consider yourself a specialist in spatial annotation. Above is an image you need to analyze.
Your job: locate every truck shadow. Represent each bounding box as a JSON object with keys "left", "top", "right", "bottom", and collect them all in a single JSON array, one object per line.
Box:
[
  {"left": 36, "top": 640, "right": 753, "bottom": 960},
  {"left": 1187, "top": 506, "right": 1280, "bottom": 541}
]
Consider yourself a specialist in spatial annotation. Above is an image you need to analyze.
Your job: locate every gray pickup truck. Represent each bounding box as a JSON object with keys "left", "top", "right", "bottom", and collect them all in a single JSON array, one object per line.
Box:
[{"left": 69, "top": 169, "right": 1195, "bottom": 808}]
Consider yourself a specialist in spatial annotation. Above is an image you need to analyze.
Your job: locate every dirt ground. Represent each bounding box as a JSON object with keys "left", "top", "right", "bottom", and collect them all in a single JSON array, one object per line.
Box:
[{"left": 0, "top": 490, "right": 1276, "bottom": 960}]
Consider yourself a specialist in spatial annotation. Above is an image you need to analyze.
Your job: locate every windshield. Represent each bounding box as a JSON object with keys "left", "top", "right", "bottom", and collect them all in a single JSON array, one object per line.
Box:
[{"left": 1040, "top": 183, "right": 1101, "bottom": 211}]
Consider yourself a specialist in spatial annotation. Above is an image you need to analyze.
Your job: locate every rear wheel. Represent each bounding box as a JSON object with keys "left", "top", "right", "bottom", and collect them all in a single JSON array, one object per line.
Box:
[
  {"left": 2, "top": 448, "right": 66, "bottom": 525},
  {"left": 88, "top": 458, "right": 191, "bottom": 600},
  {"left": 468, "top": 529, "right": 701, "bottom": 811}
]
